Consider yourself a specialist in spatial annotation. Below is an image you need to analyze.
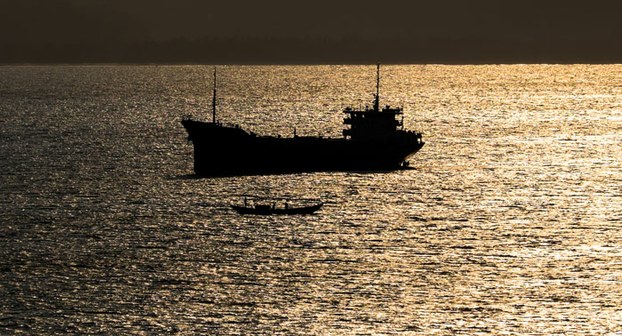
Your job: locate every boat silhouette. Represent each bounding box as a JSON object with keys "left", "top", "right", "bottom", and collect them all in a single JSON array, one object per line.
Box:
[
  {"left": 182, "top": 65, "right": 424, "bottom": 176},
  {"left": 231, "top": 201, "right": 323, "bottom": 215}
]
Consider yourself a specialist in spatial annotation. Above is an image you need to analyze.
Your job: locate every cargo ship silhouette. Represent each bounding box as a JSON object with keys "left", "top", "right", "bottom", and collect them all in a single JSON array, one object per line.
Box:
[{"left": 181, "top": 65, "right": 424, "bottom": 176}]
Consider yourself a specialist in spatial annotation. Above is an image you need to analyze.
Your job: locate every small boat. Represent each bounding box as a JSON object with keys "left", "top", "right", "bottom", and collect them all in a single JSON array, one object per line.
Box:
[{"left": 231, "top": 201, "right": 323, "bottom": 215}]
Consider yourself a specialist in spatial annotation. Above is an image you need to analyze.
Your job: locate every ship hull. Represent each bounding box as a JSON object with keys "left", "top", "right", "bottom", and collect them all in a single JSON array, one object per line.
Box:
[{"left": 182, "top": 119, "right": 424, "bottom": 176}]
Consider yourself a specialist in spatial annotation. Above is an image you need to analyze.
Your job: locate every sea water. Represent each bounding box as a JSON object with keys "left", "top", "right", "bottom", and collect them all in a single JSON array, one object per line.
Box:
[{"left": 1, "top": 64, "right": 621, "bottom": 334}]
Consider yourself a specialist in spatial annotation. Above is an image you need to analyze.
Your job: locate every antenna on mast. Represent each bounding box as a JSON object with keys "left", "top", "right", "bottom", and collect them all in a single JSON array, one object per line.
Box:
[
  {"left": 212, "top": 67, "right": 217, "bottom": 124},
  {"left": 374, "top": 63, "right": 380, "bottom": 112}
]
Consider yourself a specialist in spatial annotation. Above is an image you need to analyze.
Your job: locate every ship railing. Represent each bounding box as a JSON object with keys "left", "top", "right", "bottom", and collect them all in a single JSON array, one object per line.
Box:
[
  {"left": 400, "top": 130, "right": 424, "bottom": 144},
  {"left": 181, "top": 115, "right": 243, "bottom": 129},
  {"left": 219, "top": 122, "right": 244, "bottom": 129},
  {"left": 343, "top": 106, "right": 404, "bottom": 114}
]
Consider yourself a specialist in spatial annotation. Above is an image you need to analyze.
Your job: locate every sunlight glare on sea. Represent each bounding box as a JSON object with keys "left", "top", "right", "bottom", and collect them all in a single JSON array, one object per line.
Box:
[{"left": 1, "top": 64, "right": 621, "bottom": 334}]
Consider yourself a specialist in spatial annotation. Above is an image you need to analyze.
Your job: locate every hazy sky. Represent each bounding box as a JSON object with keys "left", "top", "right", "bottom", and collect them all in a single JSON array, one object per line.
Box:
[
  {"left": 3, "top": 0, "right": 622, "bottom": 63},
  {"left": 4, "top": 0, "right": 622, "bottom": 44}
]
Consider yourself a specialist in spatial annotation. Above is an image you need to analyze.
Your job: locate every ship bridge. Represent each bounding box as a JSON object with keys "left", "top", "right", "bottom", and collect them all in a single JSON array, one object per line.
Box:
[
  {"left": 342, "top": 64, "right": 415, "bottom": 141},
  {"left": 342, "top": 105, "right": 404, "bottom": 140}
]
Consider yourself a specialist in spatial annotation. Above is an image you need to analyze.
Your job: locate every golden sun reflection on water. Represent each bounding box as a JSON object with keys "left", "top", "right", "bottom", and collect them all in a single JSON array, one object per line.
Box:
[{"left": 1, "top": 64, "right": 621, "bottom": 334}]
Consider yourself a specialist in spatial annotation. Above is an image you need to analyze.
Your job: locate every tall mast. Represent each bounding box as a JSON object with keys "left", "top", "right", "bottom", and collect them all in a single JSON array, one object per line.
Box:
[
  {"left": 212, "top": 67, "right": 217, "bottom": 123},
  {"left": 374, "top": 63, "right": 380, "bottom": 112}
]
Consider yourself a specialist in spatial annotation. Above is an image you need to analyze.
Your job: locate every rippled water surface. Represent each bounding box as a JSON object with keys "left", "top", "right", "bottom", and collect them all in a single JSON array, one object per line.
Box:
[{"left": 1, "top": 65, "right": 622, "bottom": 334}]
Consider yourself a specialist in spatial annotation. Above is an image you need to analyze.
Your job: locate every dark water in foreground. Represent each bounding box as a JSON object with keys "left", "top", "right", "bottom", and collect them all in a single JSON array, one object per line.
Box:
[{"left": 1, "top": 65, "right": 622, "bottom": 334}]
